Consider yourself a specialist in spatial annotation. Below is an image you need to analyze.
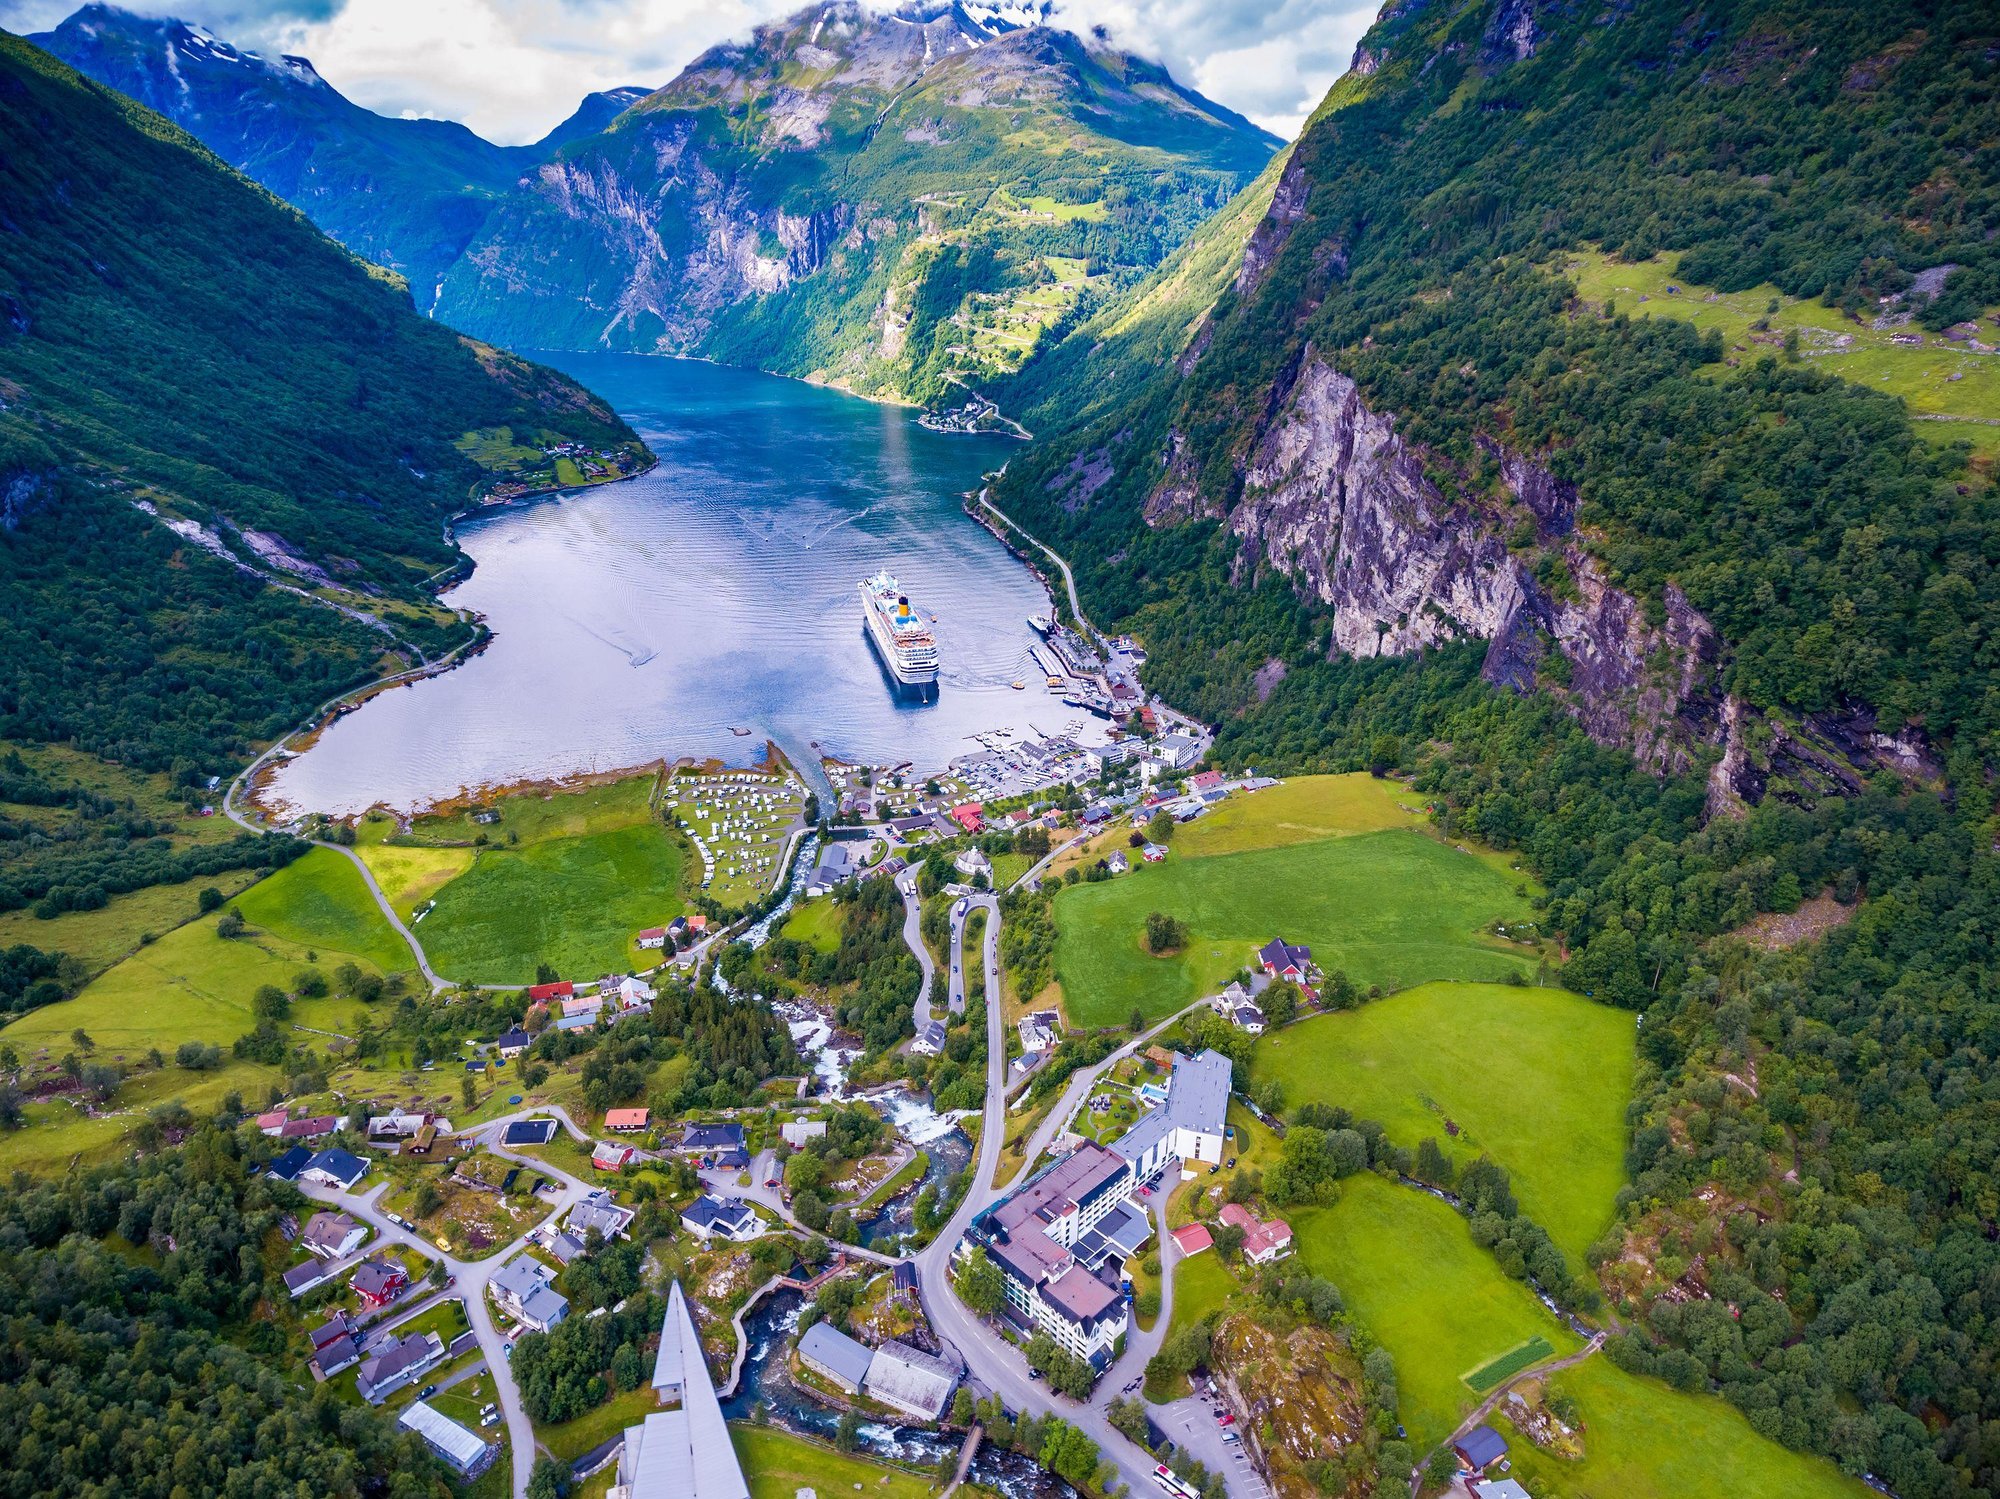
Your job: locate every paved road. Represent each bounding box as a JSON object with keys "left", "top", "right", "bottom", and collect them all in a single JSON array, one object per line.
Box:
[
  {"left": 979, "top": 491, "right": 1104, "bottom": 650},
  {"left": 899, "top": 870, "right": 942, "bottom": 1042}
]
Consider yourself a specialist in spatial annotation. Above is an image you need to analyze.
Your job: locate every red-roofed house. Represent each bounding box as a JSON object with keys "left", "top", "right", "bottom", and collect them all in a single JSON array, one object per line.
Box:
[
  {"left": 527, "top": 981, "right": 574, "bottom": 1003},
  {"left": 949, "top": 802, "right": 984, "bottom": 833},
  {"left": 1171, "top": 1224, "right": 1214, "bottom": 1257},
  {"left": 279, "top": 1115, "right": 339, "bottom": 1142},
  {"left": 256, "top": 1110, "right": 290, "bottom": 1135},
  {"left": 636, "top": 927, "right": 668, "bottom": 949},
  {"left": 1188, "top": 770, "right": 1223, "bottom": 794},
  {"left": 687, "top": 913, "right": 708, "bottom": 933},
  {"left": 1219, "top": 1203, "right": 1294, "bottom": 1264},
  {"left": 604, "top": 1108, "right": 649, "bottom": 1133},
  {"left": 592, "top": 1141, "right": 635, "bottom": 1171}
]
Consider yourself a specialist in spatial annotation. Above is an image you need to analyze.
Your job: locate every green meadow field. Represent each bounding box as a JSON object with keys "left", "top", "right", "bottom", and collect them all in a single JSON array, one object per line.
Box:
[
  {"left": 373, "top": 774, "right": 687, "bottom": 983},
  {"left": 1053, "top": 828, "right": 1539, "bottom": 1027},
  {"left": 0, "top": 849, "right": 404, "bottom": 1172},
  {"left": 1500, "top": 1357, "right": 1875, "bottom": 1499},
  {"left": 1290, "top": 1174, "right": 1580, "bottom": 1447},
  {"left": 1252, "top": 982, "right": 1635, "bottom": 1266}
]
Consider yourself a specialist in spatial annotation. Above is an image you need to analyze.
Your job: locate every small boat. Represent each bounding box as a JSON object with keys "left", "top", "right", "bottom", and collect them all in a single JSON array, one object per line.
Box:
[{"left": 1011, "top": 680, "right": 1025, "bottom": 690}]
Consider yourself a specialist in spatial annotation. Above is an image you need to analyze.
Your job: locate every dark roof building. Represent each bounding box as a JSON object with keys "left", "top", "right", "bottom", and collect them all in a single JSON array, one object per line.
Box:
[
  {"left": 501, "top": 1118, "right": 558, "bottom": 1146},
  {"left": 678, "top": 1122, "right": 746, "bottom": 1153},
  {"left": 266, "top": 1145, "right": 312, "bottom": 1181},
  {"left": 1454, "top": 1426, "right": 1508, "bottom": 1471}
]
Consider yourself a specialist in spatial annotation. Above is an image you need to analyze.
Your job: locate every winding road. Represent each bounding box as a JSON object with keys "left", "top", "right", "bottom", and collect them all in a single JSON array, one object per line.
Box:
[{"left": 298, "top": 1104, "right": 610, "bottom": 1496}]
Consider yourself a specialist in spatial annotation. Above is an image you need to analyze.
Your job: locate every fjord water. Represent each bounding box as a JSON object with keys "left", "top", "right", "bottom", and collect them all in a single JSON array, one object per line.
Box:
[{"left": 262, "top": 354, "right": 1067, "bottom": 817}]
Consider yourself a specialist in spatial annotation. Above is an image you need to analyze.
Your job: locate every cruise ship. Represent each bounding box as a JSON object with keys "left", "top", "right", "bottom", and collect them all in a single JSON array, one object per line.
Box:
[{"left": 860, "top": 570, "right": 940, "bottom": 697}]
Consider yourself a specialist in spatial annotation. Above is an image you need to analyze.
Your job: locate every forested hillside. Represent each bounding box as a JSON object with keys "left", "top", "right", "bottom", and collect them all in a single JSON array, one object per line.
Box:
[
  {"left": 0, "top": 29, "right": 647, "bottom": 774},
  {"left": 0, "top": 1125, "right": 443, "bottom": 1497},
  {"left": 994, "top": 2, "right": 2000, "bottom": 1495}
]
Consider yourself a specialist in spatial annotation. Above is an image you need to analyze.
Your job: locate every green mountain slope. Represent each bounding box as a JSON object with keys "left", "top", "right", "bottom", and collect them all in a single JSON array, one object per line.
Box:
[
  {"left": 994, "top": 5, "right": 2000, "bottom": 1496},
  {"left": 434, "top": 0, "right": 1278, "bottom": 405},
  {"left": 1002, "top": 0, "right": 2000, "bottom": 774},
  {"left": 0, "top": 28, "right": 648, "bottom": 773}
]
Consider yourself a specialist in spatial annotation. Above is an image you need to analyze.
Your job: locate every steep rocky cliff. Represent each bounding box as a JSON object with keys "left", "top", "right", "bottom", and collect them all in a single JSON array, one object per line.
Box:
[
  {"left": 998, "top": 0, "right": 1992, "bottom": 811},
  {"left": 1219, "top": 350, "right": 1723, "bottom": 775}
]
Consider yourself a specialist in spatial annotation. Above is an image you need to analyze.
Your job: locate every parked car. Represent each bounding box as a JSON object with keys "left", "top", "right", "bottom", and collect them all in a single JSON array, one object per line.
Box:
[{"left": 419, "top": 1384, "right": 436, "bottom": 1398}]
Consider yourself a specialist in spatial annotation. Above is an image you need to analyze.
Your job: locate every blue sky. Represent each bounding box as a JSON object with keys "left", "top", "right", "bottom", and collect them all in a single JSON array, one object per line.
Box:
[{"left": 0, "top": 0, "right": 1376, "bottom": 144}]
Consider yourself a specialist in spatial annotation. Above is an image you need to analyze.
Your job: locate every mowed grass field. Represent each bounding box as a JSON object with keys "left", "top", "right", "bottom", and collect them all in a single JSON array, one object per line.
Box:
[
  {"left": 731, "top": 1423, "right": 936, "bottom": 1499},
  {"left": 1290, "top": 1174, "right": 1579, "bottom": 1447},
  {"left": 1054, "top": 829, "right": 1539, "bottom": 1027},
  {"left": 388, "top": 774, "right": 687, "bottom": 983},
  {"left": 1174, "top": 772, "right": 1430, "bottom": 856},
  {"left": 1501, "top": 1358, "right": 1875, "bottom": 1499},
  {"left": 1252, "top": 982, "right": 1635, "bottom": 1267},
  {"left": 0, "top": 849, "right": 401, "bottom": 1173}
]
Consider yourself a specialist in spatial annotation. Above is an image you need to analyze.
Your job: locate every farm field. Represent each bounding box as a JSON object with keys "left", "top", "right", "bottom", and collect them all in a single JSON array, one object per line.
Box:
[
  {"left": 731, "top": 1423, "right": 936, "bottom": 1499},
  {"left": 1053, "top": 828, "right": 1539, "bottom": 1027},
  {"left": 408, "top": 775, "right": 688, "bottom": 983},
  {"left": 1251, "top": 982, "right": 1634, "bottom": 1267},
  {"left": 1499, "top": 1358, "right": 1875, "bottom": 1499},
  {"left": 1561, "top": 246, "right": 2000, "bottom": 457},
  {"left": 352, "top": 829, "right": 475, "bottom": 919},
  {"left": 1174, "top": 773, "right": 1431, "bottom": 857},
  {"left": 0, "top": 849, "right": 400, "bottom": 1172},
  {"left": 1289, "top": 1173, "right": 1578, "bottom": 1447}
]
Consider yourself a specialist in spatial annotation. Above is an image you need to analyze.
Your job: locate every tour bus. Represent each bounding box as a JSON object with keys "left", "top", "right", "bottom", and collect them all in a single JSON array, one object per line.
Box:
[{"left": 1153, "top": 1467, "right": 1200, "bottom": 1499}]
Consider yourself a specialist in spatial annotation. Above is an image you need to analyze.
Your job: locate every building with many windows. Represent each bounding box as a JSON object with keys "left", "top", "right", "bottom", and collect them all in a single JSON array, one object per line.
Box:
[
  {"left": 962, "top": 1142, "right": 1133, "bottom": 1366},
  {"left": 1110, "top": 1048, "right": 1231, "bottom": 1183}
]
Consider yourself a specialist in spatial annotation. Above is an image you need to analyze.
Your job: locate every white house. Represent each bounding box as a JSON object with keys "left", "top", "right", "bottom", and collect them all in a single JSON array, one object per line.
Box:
[
  {"left": 680, "top": 1194, "right": 762, "bottom": 1243},
  {"left": 490, "top": 1256, "right": 569, "bottom": 1332},
  {"left": 1111, "top": 1048, "right": 1231, "bottom": 1183}
]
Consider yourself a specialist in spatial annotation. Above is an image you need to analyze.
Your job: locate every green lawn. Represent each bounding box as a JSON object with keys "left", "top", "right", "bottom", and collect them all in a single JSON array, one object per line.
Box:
[
  {"left": 1560, "top": 246, "right": 2000, "bottom": 458},
  {"left": 780, "top": 896, "right": 842, "bottom": 953},
  {"left": 1145, "top": 1250, "right": 1242, "bottom": 1399},
  {"left": 0, "top": 867, "right": 266, "bottom": 979},
  {"left": 1500, "top": 1357, "right": 1875, "bottom": 1499},
  {"left": 1054, "top": 829, "right": 1539, "bottom": 1027},
  {"left": 355, "top": 839, "right": 476, "bottom": 919},
  {"left": 1175, "top": 773, "right": 1430, "bottom": 858},
  {"left": 730, "top": 1423, "right": 937, "bottom": 1499},
  {"left": 418, "top": 824, "right": 686, "bottom": 983},
  {"left": 540, "top": 1387, "right": 657, "bottom": 1462},
  {"left": 233, "top": 848, "right": 417, "bottom": 973},
  {"left": 1251, "top": 982, "right": 1634, "bottom": 1268},
  {"left": 1290, "top": 1174, "right": 1577, "bottom": 1448}
]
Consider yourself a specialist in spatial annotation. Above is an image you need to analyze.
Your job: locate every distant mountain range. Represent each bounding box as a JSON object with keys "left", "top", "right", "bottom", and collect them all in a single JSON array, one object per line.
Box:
[
  {"left": 31, "top": 5, "right": 653, "bottom": 298},
  {"left": 37, "top": 1, "right": 1278, "bottom": 405}
]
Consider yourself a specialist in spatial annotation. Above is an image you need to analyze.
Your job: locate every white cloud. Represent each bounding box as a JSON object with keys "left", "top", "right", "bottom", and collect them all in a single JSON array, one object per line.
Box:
[{"left": 1, "top": 0, "right": 1374, "bottom": 144}]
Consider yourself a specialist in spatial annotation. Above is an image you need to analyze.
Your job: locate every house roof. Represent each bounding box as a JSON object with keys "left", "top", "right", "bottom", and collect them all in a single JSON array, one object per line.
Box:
[
  {"left": 638, "top": 926, "right": 668, "bottom": 940},
  {"left": 568, "top": 1189, "right": 634, "bottom": 1239},
  {"left": 798, "top": 1321, "right": 875, "bottom": 1388},
  {"left": 592, "top": 1141, "right": 633, "bottom": 1167},
  {"left": 303, "top": 1147, "right": 367, "bottom": 1186},
  {"left": 1258, "top": 937, "right": 1311, "bottom": 971},
  {"left": 314, "top": 1331, "right": 360, "bottom": 1372},
  {"left": 681, "top": 1194, "right": 754, "bottom": 1233},
  {"left": 1171, "top": 1224, "right": 1214, "bottom": 1255},
  {"left": 1166, "top": 1049, "right": 1232, "bottom": 1136},
  {"left": 1472, "top": 1483, "right": 1533, "bottom": 1499},
  {"left": 360, "top": 1331, "right": 438, "bottom": 1387},
  {"left": 680, "top": 1122, "right": 745, "bottom": 1151},
  {"left": 604, "top": 1107, "right": 650, "bottom": 1130},
  {"left": 501, "top": 1118, "right": 558, "bottom": 1146},
  {"left": 283, "top": 1259, "right": 336, "bottom": 1293},
  {"left": 350, "top": 1258, "right": 405, "bottom": 1300},
  {"left": 526, "top": 981, "right": 573, "bottom": 1001},
  {"left": 309, "top": 1312, "right": 354, "bottom": 1349},
  {"left": 1039, "top": 1263, "right": 1120, "bottom": 1323},
  {"left": 280, "top": 1114, "right": 337, "bottom": 1138},
  {"left": 492, "top": 1256, "right": 554, "bottom": 1303},
  {"left": 266, "top": 1145, "right": 311, "bottom": 1181},
  {"left": 1456, "top": 1426, "right": 1508, "bottom": 1467},
  {"left": 399, "top": 1400, "right": 488, "bottom": 1470},
  {"left": 496, "top": 1028, "right": 532, "bottom": 1050},
  {"left": 862, "top": 1340, "right": 958, "bottom": 1419},
  {"left": 302, "top": 1211, "right": 361, "bottom": 1253}
]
